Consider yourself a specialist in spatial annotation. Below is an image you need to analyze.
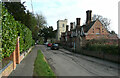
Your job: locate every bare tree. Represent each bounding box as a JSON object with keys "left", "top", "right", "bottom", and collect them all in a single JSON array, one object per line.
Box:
[
  {"left": 35, "top": 13, "right": 47, "bottom": 28},
  {"left": 92, "top": 14, "right": 111, "bottom": 31}
]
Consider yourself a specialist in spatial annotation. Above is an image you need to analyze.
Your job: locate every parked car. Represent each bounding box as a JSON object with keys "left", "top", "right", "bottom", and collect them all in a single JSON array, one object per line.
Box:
[
  {"left": 51, "top": 44, "right": 59, "bottom": 50},
  {"left": 47, "top": 43, "right": 52, "bottom": 47},
  {"left": 44, "top": 42, "right": 48, "bottom": 45}
]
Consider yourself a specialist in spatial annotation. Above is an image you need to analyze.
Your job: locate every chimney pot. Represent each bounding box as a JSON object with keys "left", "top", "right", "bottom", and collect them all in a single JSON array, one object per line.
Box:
[
  {"left": 66, "top": 25, "right": 69, "bottom": 32},
  {"left": 76, "top": 18, "right": 81, "bottom": 26},
  {"left": 86, "top": 10, "right": 92, "bottom": 24},
  {"left": 70, "top": 22, "right": 73, "bottom": 31}
]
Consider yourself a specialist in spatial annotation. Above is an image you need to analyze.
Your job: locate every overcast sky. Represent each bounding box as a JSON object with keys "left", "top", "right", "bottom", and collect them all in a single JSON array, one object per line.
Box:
[{"left": 21, "top": 0, "right": 119, "bottom": 34}]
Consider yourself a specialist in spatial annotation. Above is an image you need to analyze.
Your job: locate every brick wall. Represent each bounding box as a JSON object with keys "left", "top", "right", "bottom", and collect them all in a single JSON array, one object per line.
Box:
[
  {"left": 86, "top": 20, "right": 109, "bottom": 40},
  {"left": 20, "top": 53, "right": 24, "bottom": 62},
  {"left": 20, "top": 46, "right": 33, "bottom": 62},
  {"left": 1, "top": 61, "right": 13, "bottom": 77},
  {"left": 0, "top": 37, "right": 34, "bottom": 77},
  {"left": 0, "top": 37, "right": 19, "bottom": 77}
]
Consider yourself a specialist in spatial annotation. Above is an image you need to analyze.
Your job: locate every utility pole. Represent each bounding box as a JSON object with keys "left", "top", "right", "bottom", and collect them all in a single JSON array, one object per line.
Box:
[{"left": 31, "top": 0, "right": 34, "bottom": 14}]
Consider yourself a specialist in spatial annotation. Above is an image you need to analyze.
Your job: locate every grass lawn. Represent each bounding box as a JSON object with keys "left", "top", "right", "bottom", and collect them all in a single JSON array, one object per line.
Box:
[{"left": 33, "top": 50, "right": 56, "bottom": 77}]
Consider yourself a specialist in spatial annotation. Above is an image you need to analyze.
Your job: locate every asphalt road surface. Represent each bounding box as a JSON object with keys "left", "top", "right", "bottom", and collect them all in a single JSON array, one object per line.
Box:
[{"left": 38, "top": 45, "right": 119, "bottom": 76}]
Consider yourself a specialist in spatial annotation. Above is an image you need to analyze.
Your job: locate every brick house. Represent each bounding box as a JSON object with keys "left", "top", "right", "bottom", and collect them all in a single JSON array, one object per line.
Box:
[{"left": 60, "top": 10, "right": 118, "bottom": 49}]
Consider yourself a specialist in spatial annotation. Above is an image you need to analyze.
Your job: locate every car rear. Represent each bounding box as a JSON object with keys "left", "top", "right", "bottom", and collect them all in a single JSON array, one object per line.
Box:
[
  {"left": 51, "top": 44, "right": 59, "bottom": 50},
  {"left": 47, "top": 43, "right": 52, "bottom": 47}
]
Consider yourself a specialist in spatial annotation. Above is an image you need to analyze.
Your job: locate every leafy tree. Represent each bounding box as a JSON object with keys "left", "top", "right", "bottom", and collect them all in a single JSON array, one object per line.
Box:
[
  {"left": 3, "top": 2, "right": 26, "bottom": 25},
  {"left": 92, "top": 14, "right": 111, "bottom": 31},
  {"left": 33, "top": 13, "right": 47, "bottom": 43},
  {"left": 3, "top": 2, "right": 48, "bottom": 43},
  {"left": 25, "top": 11, "right": 37, "bottom": 31},
  {"left": 3, "top": 1, "right": 49, "bottom": 43},
  {"left": 53, "top": 29, "right": 57, "bottom": 38},
  {"left": 32, "top": 26, "right": 39, "bottom": 42},
  {"left": 41, "top": 27, "right": 49, "bottom": 42},
  {"left": 0, "top": 2, "right": 2, "bottom": 17},
  {"left": 3, "top": 1, "right": 37, "bottom": 31},
  {"left": 41, "top": 26, "right": 56, "bottom": 42}
]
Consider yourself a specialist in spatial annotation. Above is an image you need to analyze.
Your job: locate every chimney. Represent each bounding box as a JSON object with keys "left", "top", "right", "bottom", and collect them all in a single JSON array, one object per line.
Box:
[
  {"left": 73, "top": 22, "right": 75, "bottom": 29},
  {"left": 70, "top": 22, "right": 73, "bottom": 31},
  {"left": 76, "top": 18, "right": 81, "bottom": 26},
  {"left": 66, "top": 25, "right": 69, "bottom": 32},
  {"left": 86, "top": 10, "right": 92, "bottom": 24}
]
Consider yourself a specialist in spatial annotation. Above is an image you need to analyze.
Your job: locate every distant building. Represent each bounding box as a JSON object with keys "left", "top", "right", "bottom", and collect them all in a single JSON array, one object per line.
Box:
[
  {"left": 61, "top": 10, "right": 118, "bottom": 48},
  {"left": 56, "top": 19, "right": 68, "bottom": 41}
]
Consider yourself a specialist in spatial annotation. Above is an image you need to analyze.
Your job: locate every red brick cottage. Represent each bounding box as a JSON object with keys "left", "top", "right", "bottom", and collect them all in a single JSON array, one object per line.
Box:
[{"left": 60, "top": 10, "right": 118, "bottom": 48}]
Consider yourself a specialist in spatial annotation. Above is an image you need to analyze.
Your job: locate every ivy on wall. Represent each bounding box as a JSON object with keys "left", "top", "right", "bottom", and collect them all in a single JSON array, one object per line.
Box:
[{"left": 2, "top": 6, "right": 34, "bottom": 58}]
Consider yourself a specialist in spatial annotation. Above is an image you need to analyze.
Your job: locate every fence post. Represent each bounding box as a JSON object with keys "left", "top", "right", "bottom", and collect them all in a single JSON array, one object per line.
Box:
[
  {"left": 16, "top": 37, "right": 20, "bottom": 64},
  {"left": 13, "top": 50, "right": 16, "bottom": 70}
]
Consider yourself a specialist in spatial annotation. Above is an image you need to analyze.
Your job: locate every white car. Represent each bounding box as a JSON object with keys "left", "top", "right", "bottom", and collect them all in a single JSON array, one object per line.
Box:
[{"left": 44, "top": 42, "right": 48, "bottom": 45}]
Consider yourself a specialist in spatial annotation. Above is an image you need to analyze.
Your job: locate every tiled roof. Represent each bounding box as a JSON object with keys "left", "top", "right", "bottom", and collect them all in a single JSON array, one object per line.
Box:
[
  {"left": 81, "top": 21, "right": 96, "bottom": 33},
  {"left": 70, "top": 21, "right": 96, "bottom": 33}
]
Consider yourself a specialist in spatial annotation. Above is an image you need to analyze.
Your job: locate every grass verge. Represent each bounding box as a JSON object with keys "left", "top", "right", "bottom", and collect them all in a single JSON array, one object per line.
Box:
[{"left": 33, "top": 49, "right": 56, "bottom": 77}]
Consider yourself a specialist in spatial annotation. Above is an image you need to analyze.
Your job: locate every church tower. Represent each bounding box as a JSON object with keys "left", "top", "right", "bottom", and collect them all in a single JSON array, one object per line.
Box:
[{"left": 56, "top": 19, "right": 68, "bottom": 41}]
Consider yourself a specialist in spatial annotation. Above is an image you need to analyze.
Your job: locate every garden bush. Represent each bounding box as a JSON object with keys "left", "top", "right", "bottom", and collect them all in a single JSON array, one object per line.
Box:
[
  {"left": 2, "top": 6, "right": 34, "bottom": 58},
  {"left": 84, "top": 44, "right": 118, "bottom": 55}
]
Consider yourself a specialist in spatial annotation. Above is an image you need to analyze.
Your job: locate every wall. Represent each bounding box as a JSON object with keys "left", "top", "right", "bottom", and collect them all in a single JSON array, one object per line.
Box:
[
  {"left": 0, "top": 61, "right": 13, "bottom": 77},
  {"left": 0, "top": 37, "right": 34, "bottom": 77},
  {"left": 20, "top": 46, "right": 33, "bottom": 62},
  {"left": 0, "top": 46, "right": 33, "bottom": 77},
  {"left": 86, "top": 20, "right": 109, "bottom": 40}
]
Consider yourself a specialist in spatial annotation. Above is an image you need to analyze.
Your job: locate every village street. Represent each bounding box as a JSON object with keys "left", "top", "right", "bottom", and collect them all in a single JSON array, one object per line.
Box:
[{"left": 38, "top": 45, "right": 119, "bottom": 76}]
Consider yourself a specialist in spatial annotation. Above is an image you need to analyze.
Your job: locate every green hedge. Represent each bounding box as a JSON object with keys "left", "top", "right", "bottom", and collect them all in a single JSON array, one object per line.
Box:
[
  {"left": 0, "top": 3, "right": 2, "bottom": 61},
  {"left": 2, "top": 6, "right": 34, "bottom": 58},
  {"left": 84, "top": 44, "right": 118, "bottom": 55}
]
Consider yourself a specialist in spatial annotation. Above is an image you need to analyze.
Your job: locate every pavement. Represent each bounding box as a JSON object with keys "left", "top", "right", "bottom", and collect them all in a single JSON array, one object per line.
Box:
[
  {"left": 39, "top": 45, "right": 119, "bottom": 76},
  {"left": 9, "top": 45, "right": 38, "bottom": 76}
]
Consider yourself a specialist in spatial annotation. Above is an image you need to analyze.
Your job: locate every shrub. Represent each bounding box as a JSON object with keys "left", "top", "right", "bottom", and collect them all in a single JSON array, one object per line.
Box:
[{"left": 85, "top": 44, "right": 118, "bottom": 55}]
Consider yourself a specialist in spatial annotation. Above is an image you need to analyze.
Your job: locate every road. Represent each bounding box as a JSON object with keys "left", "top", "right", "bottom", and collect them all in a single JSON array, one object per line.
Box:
[{"left": 38, "top": 45, "right": 119, "bottom": 76}]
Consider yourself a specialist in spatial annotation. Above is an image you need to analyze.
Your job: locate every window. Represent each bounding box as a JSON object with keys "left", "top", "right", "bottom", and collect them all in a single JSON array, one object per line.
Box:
[
  {"left": 93, "top": 29, "right": 94, "bottom": 33},
  {"left": 96, "top": 28, "right": 100, "bottom": 33},
  {"left": 63, "top": 24, "right": 64, "bottom": 27},
  {"left": 53, "top": 44, "right": 58, "bottom": 46}
]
